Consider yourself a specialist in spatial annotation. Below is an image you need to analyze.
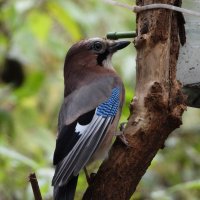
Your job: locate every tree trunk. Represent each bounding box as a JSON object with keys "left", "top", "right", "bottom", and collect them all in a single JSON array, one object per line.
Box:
[{"left": 83, "top": 0, "right": 186, "bottom": 199}]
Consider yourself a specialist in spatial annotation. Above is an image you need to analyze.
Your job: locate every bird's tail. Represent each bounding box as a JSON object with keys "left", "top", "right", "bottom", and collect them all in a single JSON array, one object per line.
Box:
[{"left": 53, "top": 176, "right": 78, "bottom": 200}]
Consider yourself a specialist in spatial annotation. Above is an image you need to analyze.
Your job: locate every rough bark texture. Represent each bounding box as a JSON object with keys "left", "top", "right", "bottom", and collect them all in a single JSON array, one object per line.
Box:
[{"left": 83, "top": 0, "right": 186, "bottom": 199}]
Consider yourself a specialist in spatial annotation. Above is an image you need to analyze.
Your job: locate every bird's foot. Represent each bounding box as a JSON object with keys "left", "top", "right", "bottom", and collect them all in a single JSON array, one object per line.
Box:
[
  {"left": 119, "top": 121, "right": 127, "bottom": 132},
  {"left": 116, "top": 122, "right": 132, "bottom": 147},
  {"left": 118, "top": 133, "right": 130, "bottom": 147},
  {"left": 115, "top": 121, "right": 127, "bottom": 136}
]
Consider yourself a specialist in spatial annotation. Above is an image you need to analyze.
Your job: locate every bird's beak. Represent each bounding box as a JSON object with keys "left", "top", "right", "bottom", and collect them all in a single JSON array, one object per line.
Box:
[{"left": 109, "top": 41, "right": 130, "bottom": 53}]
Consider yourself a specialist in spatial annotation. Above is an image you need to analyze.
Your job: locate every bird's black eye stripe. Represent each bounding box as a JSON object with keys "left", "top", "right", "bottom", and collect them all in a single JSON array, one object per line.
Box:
[{"left": 93, "top": 41, "right": 103, "bottom": 51}]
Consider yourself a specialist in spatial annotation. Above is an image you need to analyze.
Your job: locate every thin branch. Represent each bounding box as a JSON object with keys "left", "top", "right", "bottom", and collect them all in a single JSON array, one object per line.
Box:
[
  {"left": 134, "top": 4, "right": 200, "bottom": 17},
  {"left": 104, "top": 0, "right": 200, "bottom": 17},
  {"left": 29, "top": 173, "right": 43, "bottom": 200},
  {"left": 104, "top": 0, "right": 133, "bottom": 10}
]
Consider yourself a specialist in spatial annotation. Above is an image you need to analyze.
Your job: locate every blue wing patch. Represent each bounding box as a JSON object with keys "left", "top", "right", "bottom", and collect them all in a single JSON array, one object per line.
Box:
[{"left": 96, "top": 87, "right": 120, "bottom": 117}]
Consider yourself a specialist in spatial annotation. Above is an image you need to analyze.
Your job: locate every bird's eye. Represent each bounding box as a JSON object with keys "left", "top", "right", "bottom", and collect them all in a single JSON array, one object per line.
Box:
[{"left": 93, "top": 41, "right": 103, "bottom": 51}]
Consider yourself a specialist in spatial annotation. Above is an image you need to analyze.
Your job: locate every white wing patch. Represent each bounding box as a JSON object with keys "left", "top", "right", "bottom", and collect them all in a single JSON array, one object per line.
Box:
[{"left": 75, "top": 123, "right": 89, "bottom": 135}]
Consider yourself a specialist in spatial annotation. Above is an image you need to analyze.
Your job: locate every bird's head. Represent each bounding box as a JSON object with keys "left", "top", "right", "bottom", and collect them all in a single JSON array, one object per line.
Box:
[{"left": 64, "top": 38, "right": 130, "bottom": 70}]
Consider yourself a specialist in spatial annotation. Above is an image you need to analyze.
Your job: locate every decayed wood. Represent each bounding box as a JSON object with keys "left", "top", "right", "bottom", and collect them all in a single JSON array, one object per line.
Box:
[{"left": 83, "top": 0, "right": 186, "bottom": 199}]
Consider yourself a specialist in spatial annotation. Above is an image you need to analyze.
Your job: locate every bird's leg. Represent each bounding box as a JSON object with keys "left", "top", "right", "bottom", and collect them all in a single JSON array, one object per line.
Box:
[
  {"left": 83, "top": 167, "right": 91, "bottom": 185},
  {"left": 116, "top": 122, "right": 130, "bottom": 146},
  {"left": 83, "top": 167, "right": 96, "bottom": 185}
]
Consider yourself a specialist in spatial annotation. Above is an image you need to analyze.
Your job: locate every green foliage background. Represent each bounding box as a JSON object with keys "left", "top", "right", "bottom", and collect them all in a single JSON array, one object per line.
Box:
[{"left": 0, "top": 0, "right": 200, "bottom": 200}]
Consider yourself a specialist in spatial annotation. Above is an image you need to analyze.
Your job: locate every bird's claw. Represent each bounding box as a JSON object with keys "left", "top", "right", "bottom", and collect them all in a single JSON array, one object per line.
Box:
[
  {"left": 116, "top": 122, "right": 131, "bottom": 147},
  {"left": 119, "top": 121, "right": 127, "bottom": 132},
  {"left": 118, "top": 133, "right": 130, "bottom": 147}
]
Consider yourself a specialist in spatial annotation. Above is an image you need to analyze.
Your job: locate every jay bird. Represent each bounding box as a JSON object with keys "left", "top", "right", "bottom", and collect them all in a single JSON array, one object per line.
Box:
[{"left": 52, "top": 38, "right": 130, "bottom": 200}]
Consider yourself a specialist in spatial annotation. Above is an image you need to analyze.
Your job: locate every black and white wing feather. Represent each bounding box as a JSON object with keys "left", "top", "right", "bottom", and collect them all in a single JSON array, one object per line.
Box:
[{"left": 52, "top": 86, "right": 121, "bottom": 187}]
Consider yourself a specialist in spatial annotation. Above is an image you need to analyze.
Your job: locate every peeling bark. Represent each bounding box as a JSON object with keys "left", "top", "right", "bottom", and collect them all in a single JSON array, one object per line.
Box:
[{"left": 83, "top": 0, "right": 186, "bottom": 199}]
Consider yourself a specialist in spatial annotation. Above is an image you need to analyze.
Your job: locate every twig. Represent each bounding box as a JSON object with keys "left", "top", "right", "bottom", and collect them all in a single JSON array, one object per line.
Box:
[
  {"left": 104, "top": 0, "right": 200, "bottom": 17},
  {"left": 104, "top": 0, "right": 133, "bottom": 10},
  {"left": 29, "top": 173, "right": 43, "bottom": 200}
]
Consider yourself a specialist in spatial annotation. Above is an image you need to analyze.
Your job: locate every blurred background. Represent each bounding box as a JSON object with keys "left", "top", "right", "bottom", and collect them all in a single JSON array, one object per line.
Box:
[{"left": 0, "top": 0, "right": 200, "bottom": 199}]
